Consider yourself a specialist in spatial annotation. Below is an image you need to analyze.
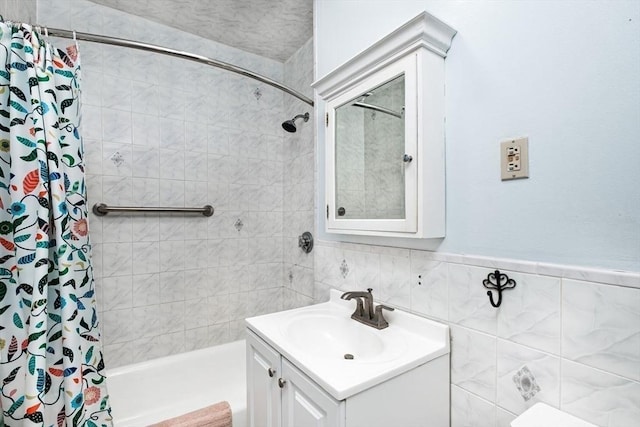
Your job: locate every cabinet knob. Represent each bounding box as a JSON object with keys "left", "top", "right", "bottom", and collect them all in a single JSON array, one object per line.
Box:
[
  {"left": 403, "top": 154, "right": 413, "bottom": 163},
  {"left": 268, "top": 368, "right": 276, "bottom": 378},
  {"left": 278, "top": 378, "right": 287, "bottom": 388}
]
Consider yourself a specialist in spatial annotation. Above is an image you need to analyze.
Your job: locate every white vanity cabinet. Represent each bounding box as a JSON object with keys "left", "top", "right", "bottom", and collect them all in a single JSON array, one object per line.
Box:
[
  {"left": 247, "top": 330, "right": 344, "bottom": 427},
  {"left": 247, "top": 329, "right": 450, "bottom": 427},
  {"left": 313, "top": 12, "right": 456, "bottom": 238}
]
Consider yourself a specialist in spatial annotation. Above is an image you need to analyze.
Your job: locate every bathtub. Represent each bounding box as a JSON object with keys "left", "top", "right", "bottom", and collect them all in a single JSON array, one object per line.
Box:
[{"left": 105, "top": 340, "right": 247, "bottom": 427}]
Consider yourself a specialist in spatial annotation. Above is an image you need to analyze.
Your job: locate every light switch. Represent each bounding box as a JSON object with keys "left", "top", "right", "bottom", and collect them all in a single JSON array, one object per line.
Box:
[{"left": 501, "top": 137, "right": 529, "bottom": 181}]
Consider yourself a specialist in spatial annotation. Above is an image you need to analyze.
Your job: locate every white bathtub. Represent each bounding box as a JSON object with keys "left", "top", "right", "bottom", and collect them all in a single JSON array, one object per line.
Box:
[{"left": 105, "top": 340, "right": 247, "bottom": 427}]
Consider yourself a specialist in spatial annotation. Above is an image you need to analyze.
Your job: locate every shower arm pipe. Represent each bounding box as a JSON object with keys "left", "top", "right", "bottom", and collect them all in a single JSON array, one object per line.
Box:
[
  {"left": 92, "top": 203, "right": 214, "bottom": 217},
  {"left": 45, "top": 27, "right": 314, "bottom": 107}
]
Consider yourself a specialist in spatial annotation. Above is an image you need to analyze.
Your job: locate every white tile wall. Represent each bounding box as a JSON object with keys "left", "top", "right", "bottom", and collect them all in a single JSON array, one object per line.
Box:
[
  {"left": 314, "top": 241, "right": 640, "bottom": 426},
  {"left": 36, "top": 0, "right": 314, "bottom": 368},
  {"left": 282, "top": 38, "right": 315, "bottom": 311},
  {"left": 1, "top": 0, "right": 37, "bottom": 22}
]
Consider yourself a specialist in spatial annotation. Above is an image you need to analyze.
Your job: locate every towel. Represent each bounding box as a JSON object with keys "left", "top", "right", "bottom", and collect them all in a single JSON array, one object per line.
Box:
[{"left": 149, "top": 401, "right": 233, "bottom": 427}]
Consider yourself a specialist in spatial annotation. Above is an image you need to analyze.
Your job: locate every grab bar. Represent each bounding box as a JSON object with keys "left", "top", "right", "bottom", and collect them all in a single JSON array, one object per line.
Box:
[{"left": 92, "top": 203, "right": 214, "bottom": 217}]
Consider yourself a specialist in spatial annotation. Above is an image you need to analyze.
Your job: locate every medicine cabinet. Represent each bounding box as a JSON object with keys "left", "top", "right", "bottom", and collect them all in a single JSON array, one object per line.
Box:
[{"left": 313, "top": 12, "right": 456, "bottom": 238}]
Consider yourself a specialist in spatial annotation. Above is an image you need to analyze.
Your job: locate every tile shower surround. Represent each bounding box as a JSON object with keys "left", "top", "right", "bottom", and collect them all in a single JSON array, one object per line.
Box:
[
  {"left": 314, "top": 241, "right": 640, "bottom": 427},
  {"left": 37, "top": 0, "right": 315, "bottom": 368}
]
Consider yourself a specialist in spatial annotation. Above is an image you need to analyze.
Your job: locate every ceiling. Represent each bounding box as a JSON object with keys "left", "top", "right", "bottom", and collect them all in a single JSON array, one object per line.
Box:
[{"left": 88, "top": 0, "right": 313, "bottom": 62}]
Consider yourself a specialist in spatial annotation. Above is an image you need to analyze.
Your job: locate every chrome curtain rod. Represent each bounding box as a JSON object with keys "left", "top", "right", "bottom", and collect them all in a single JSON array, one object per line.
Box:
[
  {"left": 92, "top": 203, "right": 214, "bottom": 217},
  {"left": 44, "top": 27, "right": 314, "bottom": 107}
]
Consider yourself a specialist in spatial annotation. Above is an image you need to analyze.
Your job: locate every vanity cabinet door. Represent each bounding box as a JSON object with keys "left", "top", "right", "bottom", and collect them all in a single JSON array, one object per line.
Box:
[
  {"left": 281, "top": 359, "right": 344, "bottom": 427},
  {"left": 247, "top": 332, "right": 282, "bottom": 427}
]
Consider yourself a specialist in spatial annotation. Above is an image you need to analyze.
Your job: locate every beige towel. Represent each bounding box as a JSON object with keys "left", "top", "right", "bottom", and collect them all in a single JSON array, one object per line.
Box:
[{"left": 149, "top": 401, "right": 232, "bottom": 427}]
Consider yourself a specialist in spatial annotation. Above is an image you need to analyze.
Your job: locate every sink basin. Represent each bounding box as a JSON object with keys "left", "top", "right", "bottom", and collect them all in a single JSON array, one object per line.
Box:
[
  {"left": 283, "top": 312, "right": 388, "bottom": 360},
  {"left": 246, "top": 289, "right": 450, "bottom": 400}
]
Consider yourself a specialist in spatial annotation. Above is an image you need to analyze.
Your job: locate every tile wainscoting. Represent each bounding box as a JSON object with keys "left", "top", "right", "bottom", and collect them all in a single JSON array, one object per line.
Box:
[{"left": 314, "top": 241, "right": 640, "bottom": 427}]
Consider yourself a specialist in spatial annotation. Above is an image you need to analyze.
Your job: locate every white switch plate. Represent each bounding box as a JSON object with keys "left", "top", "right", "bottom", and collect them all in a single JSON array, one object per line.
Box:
[{"left": 501, "top": 137, "right": 529, "bottom": 181}]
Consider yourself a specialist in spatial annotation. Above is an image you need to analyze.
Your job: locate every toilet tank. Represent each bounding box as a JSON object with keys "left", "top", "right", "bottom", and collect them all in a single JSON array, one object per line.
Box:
[{"left": 511, "top": 403, "right": 597, "bottom": 427}]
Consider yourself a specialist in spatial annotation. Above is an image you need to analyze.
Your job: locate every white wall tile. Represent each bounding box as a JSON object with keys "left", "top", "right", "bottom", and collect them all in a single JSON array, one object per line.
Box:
[
  {"left": 102, "top": 276, "right": 133, "bottom": 311},
  {"left": 102, "top": 75, "right": 132, "bottom": 112},
  {"left": 101, "top": 216, "right": 133, "bottom": 243},
  {"left": 131, "top": 178, "right": 160, "bottom": 206},
  {"left": 562, "top": 279, "right": 640, "bottom": 381},
  {"left": 451, "top": 325, "right": 497, "bottom": 402},
  {"left": 495, "top": 408, "right": 516, "bottom": 427},
  {"left": 410, "top": 252, "right": 448, "bottom": 321},
  {"left": 102, "top": 243, "right": 132, "bottom": 277},
  {"left": 132, "top": 273, "right": 160, "bottom": 307},
  {"left": 132, "top": 241, "right": 160, "bottom": 274},
  {"left": 131, "top": 146, "right": 159, "bottom": 178},
  {"left": 131, "top": 215, "right": 159, "bottom": 242},
  {"left": 449, "top": 264, "right": 499, "bottom": 335},
  {"left": 132, "top": 114, "right": 159, "bottom": 148},
  {"left": 451, "top": 385, "right": 496, "bottom": 427},
  {"left": 561, "top": 359, "right": 640, "bottom": 427},
  {"left": 378, "top": 251, "right": 411, "bottom": 309},
  {"left": 497, "top": 272, "right": 561, "bottom": 355},
  {"left": 101, "top": 108, "right": 132, "bottom": 144},
  {"left": 102, "top": 176, "right": 133, "bottom": 205}
]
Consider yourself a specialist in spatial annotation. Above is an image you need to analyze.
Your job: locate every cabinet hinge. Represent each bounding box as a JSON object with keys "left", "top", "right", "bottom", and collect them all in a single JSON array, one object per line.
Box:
[
  {"left": 325, "top": 113, "right": 329, "bottom": 127},
  {"left": 326, "top": 205, "right": 329, "bottom": 219}
]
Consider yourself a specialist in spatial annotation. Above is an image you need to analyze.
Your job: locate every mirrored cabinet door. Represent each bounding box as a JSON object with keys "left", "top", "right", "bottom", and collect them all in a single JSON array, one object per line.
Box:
[
  {"left": 326, "top": 53, "right": 418, "bottom": 234},
  {"left": 335, "top": 74, "right": 406, "bottom": 221}
]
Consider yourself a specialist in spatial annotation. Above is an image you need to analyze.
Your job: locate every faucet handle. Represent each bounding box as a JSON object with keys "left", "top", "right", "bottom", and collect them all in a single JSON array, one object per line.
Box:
[
  {"left": 375, "top": 304, "right": 395, "bottom": 314},
  {"left": 373, "top": 304, "right": 395, "bottom": 329}
]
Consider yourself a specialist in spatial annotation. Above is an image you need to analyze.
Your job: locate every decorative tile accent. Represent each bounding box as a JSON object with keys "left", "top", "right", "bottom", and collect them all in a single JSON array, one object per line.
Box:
[
  {"left": 340, "top": 259, "right": 349, "bottom": 278},
  {"left": 253, "top": 87, "right": 262, "bottom": 100},
  {"left": 497, "top": 339, "right": 560, "bottom": 414},
  {"left": 234, "top": 218, "right": 244, "bottom": 232},
  {"left": 512, "top": 366, "right": 540, "bottom": 401},
  {"left": 110, "top": 150, "right": 125, "bottom": 167}
]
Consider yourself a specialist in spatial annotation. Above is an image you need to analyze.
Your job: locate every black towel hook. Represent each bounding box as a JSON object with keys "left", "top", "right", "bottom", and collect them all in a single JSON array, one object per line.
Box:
[{"left": 482, "top": 270, "right": 516, "bottom": 308}]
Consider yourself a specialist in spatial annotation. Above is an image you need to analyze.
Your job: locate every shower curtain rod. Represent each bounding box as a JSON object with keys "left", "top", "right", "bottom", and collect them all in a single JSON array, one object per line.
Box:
[{"left": 44, "top": 27, "right": 314, "bottom": 106}]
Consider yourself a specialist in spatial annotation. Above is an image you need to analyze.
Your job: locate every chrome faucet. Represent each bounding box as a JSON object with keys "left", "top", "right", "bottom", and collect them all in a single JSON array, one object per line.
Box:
[{"left": 341, "top": 288, "right": 395, "bottom": 329}]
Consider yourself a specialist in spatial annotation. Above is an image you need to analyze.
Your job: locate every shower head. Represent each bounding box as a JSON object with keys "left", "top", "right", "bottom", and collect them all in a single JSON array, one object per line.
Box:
[{"left": 282, "top": 112, "right": 309, "bottom": 133}]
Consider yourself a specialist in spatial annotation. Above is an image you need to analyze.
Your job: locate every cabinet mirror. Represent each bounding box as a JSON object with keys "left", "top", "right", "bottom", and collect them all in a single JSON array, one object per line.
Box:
[{"left": 335, "top": 74, "right": 406, "bottom": 221}]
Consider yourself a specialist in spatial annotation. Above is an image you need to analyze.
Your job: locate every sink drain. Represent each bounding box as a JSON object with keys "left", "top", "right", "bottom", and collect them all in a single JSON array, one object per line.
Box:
[{"left": 344, "top": 353, "right": 354, "bottom": 360}]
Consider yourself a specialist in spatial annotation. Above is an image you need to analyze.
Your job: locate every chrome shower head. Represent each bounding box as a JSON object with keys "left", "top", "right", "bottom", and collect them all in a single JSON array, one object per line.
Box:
[{"left": 282, "top": 112, "right": 309, "bottom": 133}]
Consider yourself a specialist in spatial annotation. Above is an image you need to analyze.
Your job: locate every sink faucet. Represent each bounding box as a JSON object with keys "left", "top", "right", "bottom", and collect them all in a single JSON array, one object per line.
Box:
[{"left": 341, "top": 288, "right": 395, "bottom": 329}]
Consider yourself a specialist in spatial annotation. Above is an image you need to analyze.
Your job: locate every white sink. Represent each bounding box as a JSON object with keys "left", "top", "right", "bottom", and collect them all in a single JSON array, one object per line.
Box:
[
  {"left": 282, "top": 309, "right": 407, "bottom": 362},
  {"left": 246, "top": 289, "right": 449, "bottom": 400}
]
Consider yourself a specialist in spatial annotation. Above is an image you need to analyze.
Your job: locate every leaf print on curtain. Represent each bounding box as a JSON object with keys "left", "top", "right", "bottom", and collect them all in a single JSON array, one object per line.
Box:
[{"left": 0, "top": 23, "right": 112, "bottom": 426}]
